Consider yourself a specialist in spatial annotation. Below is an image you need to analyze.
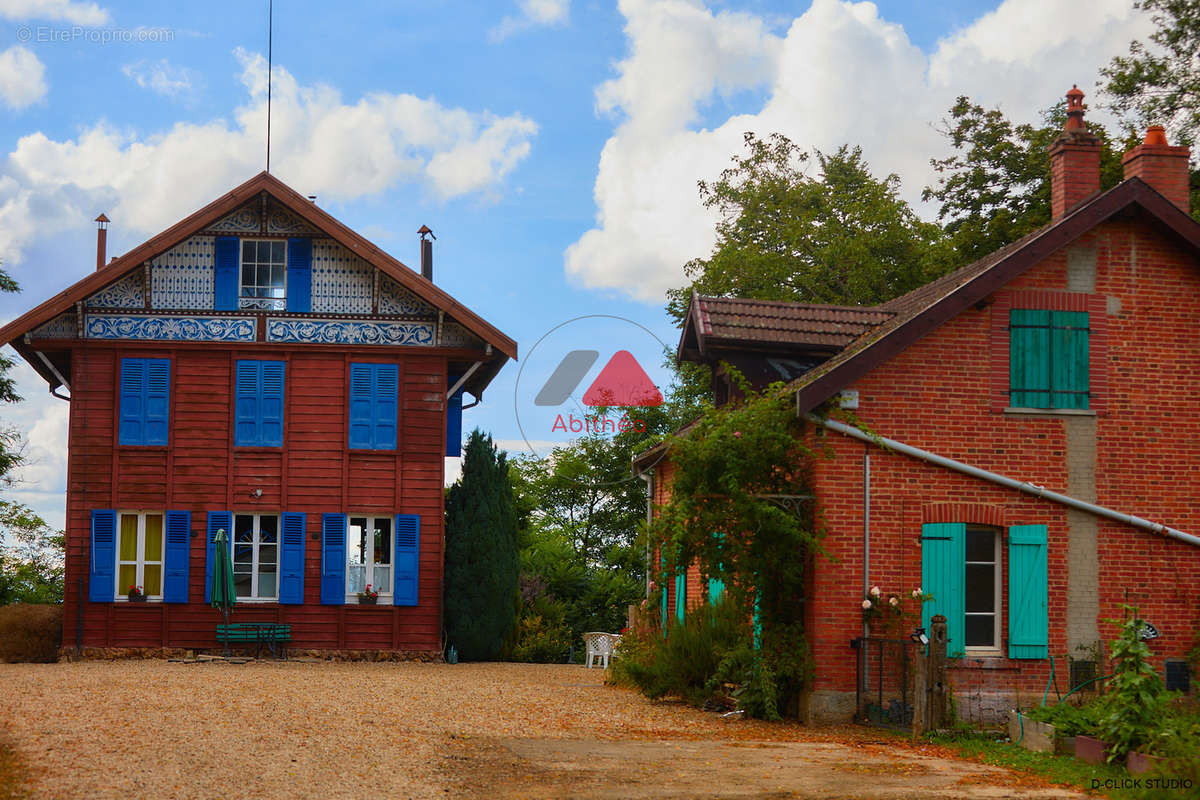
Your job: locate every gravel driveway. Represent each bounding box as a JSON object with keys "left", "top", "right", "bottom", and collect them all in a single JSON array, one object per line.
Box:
[{"left": 0, "top": 660, "right": 1083, "bottom": 799}]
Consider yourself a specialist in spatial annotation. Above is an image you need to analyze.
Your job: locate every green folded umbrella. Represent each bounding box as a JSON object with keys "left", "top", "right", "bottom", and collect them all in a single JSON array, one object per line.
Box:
[{"left": 210, "top": 528, "right": 237, "bottom": 654}]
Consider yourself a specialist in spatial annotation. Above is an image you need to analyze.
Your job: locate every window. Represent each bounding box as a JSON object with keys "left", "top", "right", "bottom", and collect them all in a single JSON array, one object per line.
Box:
[
  {"left": 239, "top": 240, "right": 287, "bottom": 310},
  {"left": 1009, "top": 309, "right": 1089, "bottom": 409},
  {"left": 964, "top": 527, "right": 1000, "bottom": 650},
  {"left": 119, "top": 358, "right": 170, "bottom": 446},
  {"left": 319, "top": 513, "right": 420, "bottom": 606},
  {"left": 922, "top": 522, "right": 1048, "bottom": 659},
  {"left": 117, "top": 512, "right": 163, "bottom": 599},
  {"left": 235, "top": 360, "right": 285, "bottom": 447},
  {"left": 348, "top": 363, "right": 398, "bottom": 450},
  {"left": 232, "top": 514, "right": 278, "bottom": 600},
  {"left": 346, "top": 516, "right": 392, "bottom": 601}
]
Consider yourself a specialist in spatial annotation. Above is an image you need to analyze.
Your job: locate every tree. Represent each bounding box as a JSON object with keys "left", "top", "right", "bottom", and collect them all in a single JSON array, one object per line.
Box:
[
  {"left": 1101, "top": 0, "right": 1200, "bottom": 147},
  {"left": 923, "top": 97, "right": 1132, "bottom": 266},
  {"left": 0, "top": 501, "right": 64, "bottom": 604},
  {"left": 666, "top": 133, "right": 945, "bottom": 326},
  {"left": 0, "top": 262, "right": 23, "bottom": 484},
  {"left": 444, "top": 429, "right": 519, "bottom": 661}
]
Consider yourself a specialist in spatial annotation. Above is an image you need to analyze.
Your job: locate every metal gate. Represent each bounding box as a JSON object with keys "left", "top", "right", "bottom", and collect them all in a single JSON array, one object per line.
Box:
[{"left": 852, "top": 637, "right": 917, "bottom": 728}]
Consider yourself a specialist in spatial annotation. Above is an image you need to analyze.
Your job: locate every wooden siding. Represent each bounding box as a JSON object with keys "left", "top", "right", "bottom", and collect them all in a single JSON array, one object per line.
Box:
[{"left": 62, "top": 342, "right": 447, "bottom": 653}]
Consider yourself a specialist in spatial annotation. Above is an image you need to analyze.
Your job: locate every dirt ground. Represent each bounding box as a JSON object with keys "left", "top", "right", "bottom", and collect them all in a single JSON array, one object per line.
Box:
[{"left": 0, "top": 660, "right": 1086, "bottom": 799}]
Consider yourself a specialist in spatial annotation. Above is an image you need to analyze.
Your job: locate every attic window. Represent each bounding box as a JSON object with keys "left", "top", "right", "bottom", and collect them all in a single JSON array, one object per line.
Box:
[{"left": 240, "top": 240, "right": 286, "bottom": 310}]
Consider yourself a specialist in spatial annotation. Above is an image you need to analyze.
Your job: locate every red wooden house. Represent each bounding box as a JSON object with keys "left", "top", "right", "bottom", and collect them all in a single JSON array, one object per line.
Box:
[
  {"left": 0, "top": 171, "right": 514, "bottom": 657},
  {"left": 637, "top": 90, "right": 1200, "bottom": 721}
]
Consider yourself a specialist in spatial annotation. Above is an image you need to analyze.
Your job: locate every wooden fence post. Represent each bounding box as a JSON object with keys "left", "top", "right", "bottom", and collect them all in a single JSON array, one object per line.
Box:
[
  {"left": 911, "top": 646, "right": 927, "bottom": 738},
  {"left": 929, "top": 614, "right": 948, "bottom": 730}
]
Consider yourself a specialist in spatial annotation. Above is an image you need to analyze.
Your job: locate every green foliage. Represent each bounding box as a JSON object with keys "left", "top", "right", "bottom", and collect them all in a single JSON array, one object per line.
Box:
[
  {"left": 0, "top": 502, "right": 63, "bottom": 605},
  {"left": 923, "top": 97, "right": 1133, "bottom": 267},
  {"left": 1101, "top": 0, "right": 1200, "bottom": 148},
  {"left": 1023, "top": 700, "right": 1108, "bottom": 738},
  {"left": 444, "top": 430, "right": 519, "bottom": 661},
  {"left": 1098, "top": 607, "right": 1168, "bottom": 760},
  {"left": 665, "top": 133, "right": 945, "bottom": 325},
  {"left": 645, "top": 381, "right": 821, "bottom": 717},
  {"left": 0, "top": 603, "right": 61, "bottom": 662},
  {"left": 508, "top": 583, "right": 573, "bottom": 664}
]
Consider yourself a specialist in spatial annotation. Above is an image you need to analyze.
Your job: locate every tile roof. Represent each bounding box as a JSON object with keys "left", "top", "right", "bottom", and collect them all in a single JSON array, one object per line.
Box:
[{"left": 692, "top": 296, "right": 894, "bottom": 350}]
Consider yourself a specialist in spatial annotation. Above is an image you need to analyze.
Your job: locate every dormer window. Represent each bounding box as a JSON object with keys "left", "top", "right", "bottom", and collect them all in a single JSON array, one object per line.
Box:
[{"left": 240, "top": 239, "right": 287, "bottom": 310}]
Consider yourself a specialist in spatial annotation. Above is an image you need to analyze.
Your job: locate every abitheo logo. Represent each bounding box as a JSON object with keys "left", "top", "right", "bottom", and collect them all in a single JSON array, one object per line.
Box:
[{"left": 535, "top": 350, "right": 663, "bottom": 408}]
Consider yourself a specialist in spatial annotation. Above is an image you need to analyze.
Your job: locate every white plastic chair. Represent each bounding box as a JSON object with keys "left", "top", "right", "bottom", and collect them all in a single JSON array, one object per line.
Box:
[{"left": 583, "top": 632, "right": 621, "bottom": 668}]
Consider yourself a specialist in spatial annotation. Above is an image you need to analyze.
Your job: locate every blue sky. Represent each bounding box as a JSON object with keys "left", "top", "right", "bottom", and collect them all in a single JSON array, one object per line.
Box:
[{"left": 0, "top": 0, "right": 1150, "bottom": 527}]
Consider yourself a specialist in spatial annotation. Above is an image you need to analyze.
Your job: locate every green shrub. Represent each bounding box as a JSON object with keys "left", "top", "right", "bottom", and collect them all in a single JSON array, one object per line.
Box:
[
  {"left": 1098, "top": 609, "right": 1167, "bottom": 761},
  {"left": 1023, "top": 699, "right": 1107, "bottom": 738},
  {"left": 508, "top": 595, "right": 573, "bottom": 663},
  {"left": 0, "top": 603, "right": 61, "bottom": 662}
]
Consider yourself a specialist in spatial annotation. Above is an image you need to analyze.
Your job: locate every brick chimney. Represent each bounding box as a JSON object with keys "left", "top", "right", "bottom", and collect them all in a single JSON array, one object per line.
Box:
[
  {"left": 1122, "top": 125, "right": 1191, "bottom": 213},
  {"left": 1049, "top": 86, "right": 1101, "bottom": 219}
]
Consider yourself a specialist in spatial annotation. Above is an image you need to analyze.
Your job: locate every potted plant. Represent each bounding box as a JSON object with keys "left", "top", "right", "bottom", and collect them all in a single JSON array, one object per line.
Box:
[
  {"left": 357, "top": 584, "right": 379, "bottom": 605},
  {"left": 127, "top": 584, "right": 146, "bottom": 602}
]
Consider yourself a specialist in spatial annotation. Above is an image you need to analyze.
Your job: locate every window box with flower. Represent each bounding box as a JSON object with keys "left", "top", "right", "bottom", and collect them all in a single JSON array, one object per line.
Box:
[
  {"left": 127, "top": 584, "right": 146, "bottom": 603},
  {"left": 357, "top": 584, "right": 379, "bottom": 605}
]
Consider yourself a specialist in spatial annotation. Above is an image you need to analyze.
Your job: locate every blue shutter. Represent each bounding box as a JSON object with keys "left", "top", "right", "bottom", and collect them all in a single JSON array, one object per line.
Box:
[
  {"left": 214, "top": 236, "right": 239, "bottom": 310},
  {"left": 234, "top": 361, "right": 261, "bottom": 447},
  {"left": 393, "top": 514, "right": 420, "bottom": 606},
  {"left": 205, "top": 511, "right": 231, "bottom": 604},
  {"left": 321, "top": 513, "right": 346, "bottom": 604},
  {"left": 279, "top": 512, "right": 306, "bottom": 604},
  {"left": 162, "top": 510, "right": 190, "bottom": 603},
  {"left": 1008, "top": 525, "right": 1049, "bottom": 659},
  {"left": 374, "top": 365, "right": 398, "bottom": 450},
  {"left": 144, "top": 359, "right": 170, "bottom": 445},
  {"left": 922, "top": 522, "right": 966, "bottom": 657},
  {"left": 119, "top": 359, "right": 145, "bottom": 445},
  {"left": 88, "top": 510, "right": 117, "bottom": 602},
  {"left": 446, "top": 375, "right": 463, "bottom": 457},
  {"left": 348, "top": 364, "right": 373, "bottom": 449},
  {"left": 260, "top": 361, "right": 285, "bottom": 447},
  {"left": 286, "top": 238, "right": 312, "bottom": 313},
  {"left": 674, "top": 572, "right": 686, "bottom": 622}
]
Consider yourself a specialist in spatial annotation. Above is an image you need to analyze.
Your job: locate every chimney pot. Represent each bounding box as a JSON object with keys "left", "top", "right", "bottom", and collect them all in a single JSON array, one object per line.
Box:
[
  {"left": 419, "top": 225, "right": 435, "bottom": 281},
  {"left": 1122, "top": 126, "right": 1190, "bottom": 213},
  {"left": 1049, "top": 85, "right": 1101, "bottom": 219},
  {"left": 94, "top": 214, "right": 110, "bottom": 271}
]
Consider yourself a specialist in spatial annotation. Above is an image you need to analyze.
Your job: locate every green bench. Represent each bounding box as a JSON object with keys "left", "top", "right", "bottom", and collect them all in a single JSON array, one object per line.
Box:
[{"left": 216, "top": 623, "right": 291, "bottom": 659}]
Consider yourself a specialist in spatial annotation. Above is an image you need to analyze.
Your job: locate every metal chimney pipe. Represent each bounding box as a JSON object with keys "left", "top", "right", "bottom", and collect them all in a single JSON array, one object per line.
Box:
[
  {"left": 95, "top": 214, "right": 110, "bottom": 271},
  {"left": 419, "top": 225, "right": 435, "bottom": 281}
]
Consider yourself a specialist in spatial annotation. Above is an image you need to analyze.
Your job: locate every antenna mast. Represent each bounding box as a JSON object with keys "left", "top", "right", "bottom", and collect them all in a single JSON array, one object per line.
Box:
[{"left": 266, "top": 0, "right": 273, "bottom": 172}]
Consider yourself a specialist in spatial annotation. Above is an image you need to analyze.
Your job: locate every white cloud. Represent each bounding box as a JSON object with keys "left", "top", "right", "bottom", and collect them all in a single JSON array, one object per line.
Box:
[
  {"left": 0, "top": 48, "right": 537, "bottom": 266},
  {"left": 567, "top": 0, "right": 1152, "bottom": 303},
  {"left": 490, "top": 0, "right": 569, "bottom": 41},
  {"left": 0, "top": 0, "right": 109, "bottom": 24},
  {"left": 121, "top": 59, "right": 196, "bottom": 98},
  {"left": 0, "top": 46, "right": 47, "bottom": 110}
]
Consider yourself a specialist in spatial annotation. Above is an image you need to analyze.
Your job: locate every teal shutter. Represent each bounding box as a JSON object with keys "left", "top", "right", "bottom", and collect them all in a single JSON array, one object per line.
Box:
[
  {"left": 1010, "top": 309, "right": 1051, "bottom": 408},
  {"left": 213, "top": 236, "right": 239, "bottom": 310},
  {"left": 348, "top": 364, "right": 373, "bottom": 449},
  {"left": 1008, "top": 524, "right": 1049, "bottom": 659},
  {"left": 162, "top": 510, "right": 190, "bottom": 603},
  {"left": 88, "top": 509, "right": 117, "bottom": 602},
  {"left": 374, "top": 365, "right": 398, "bottom": 450},
  {"left": 143, "top": 359, "right": 170, "bottom": 446},
  {"left": 279, "top": 512, "right": 305, "bottom": 604},
  {"left": 393, "top": 514, "right": 420, "bottom": 606},
  {"left": 234, "top": 360, "right": 261, "bottom": 446},
  {"left": 285, "top": 238, "right": 311, "bottom": 312},
  {"left": 708, "top": 531, "right": 725, "bottom": 603},
  {"left": 320, "top": 513, "right": 346, "bottom": 604},
  {"left": 119, "top": 359, "right": 145, "bottom": 445},
  {"left": 1051, "top": 311, "right": 1089, "bottom": 409},
  {"left": 260, "top": 361, "right": 285, "bottom": 447},
  {"left": 921, "top": 522, "right": 966, "bottom": 657},
  {"left": 752, "top": 591, "right": 761, "bottom": 650},
  {"left": 659, "top": 555, "right": 668, "bottom": 633},
  {"left": 674, "top": 572, "right": 686, "bottom": 622},
  {"left": 205, "top": 511, "right": 231, "bottom": 604}
]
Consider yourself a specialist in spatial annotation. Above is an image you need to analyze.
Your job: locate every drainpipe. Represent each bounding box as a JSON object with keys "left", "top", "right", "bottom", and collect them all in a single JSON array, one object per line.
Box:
[
  {"left": 862, "top": 443, "right": 870, "bottom": 640},
  {"left": 804, "top": 412, "right": 1200, "bottom": 549},
  {"left": 637, "top": 470, "right": 654, "bottom": 599}
]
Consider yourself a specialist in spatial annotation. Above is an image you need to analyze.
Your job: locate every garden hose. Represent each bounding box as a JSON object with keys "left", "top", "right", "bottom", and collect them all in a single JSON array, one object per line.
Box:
[{"left": 1041, "top": 655, "right": 1056, "bottom": 707}]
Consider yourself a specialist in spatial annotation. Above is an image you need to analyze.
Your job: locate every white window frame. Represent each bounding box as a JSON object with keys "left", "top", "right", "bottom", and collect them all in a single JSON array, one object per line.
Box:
[
  {"left": 238, "top": 238, "right": 287, "bottom": 311},
  {"left": 345, "top": 515, "right": 393, "bottom": 603},
  {"left": 116, "top": 511, "right": 164, "bottom": 601},
  {"left": 231, "top": 512, "right": 280, "bottom": 602},
  {"left": 964, "top": 526, "right": 1002, "bottom": 655}
]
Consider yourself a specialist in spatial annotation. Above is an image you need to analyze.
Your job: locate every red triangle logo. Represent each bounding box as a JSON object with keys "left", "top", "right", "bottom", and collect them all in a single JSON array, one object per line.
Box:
[{"left": 582, "top": 350, "right": 663, "bottom": 407}]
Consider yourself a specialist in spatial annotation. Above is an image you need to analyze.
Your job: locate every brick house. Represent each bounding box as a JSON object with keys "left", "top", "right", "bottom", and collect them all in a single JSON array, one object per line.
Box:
[
  {"left": 636, "top": 89, "right": 1200, "bottom": 721},
  {"left": 0, "top": 171, "right": 514, "bottom": 656}
]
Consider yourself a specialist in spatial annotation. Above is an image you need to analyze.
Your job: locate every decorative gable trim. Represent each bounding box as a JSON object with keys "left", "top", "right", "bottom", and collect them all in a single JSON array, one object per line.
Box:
[{"left": 85, "top": 271, "right": 145, "bottom": 309}]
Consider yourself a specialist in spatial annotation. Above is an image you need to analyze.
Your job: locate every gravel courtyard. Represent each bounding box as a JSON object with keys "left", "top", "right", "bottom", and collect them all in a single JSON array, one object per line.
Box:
[{"left": 0, "top": 660, "right": 1084, "bottom": 799}]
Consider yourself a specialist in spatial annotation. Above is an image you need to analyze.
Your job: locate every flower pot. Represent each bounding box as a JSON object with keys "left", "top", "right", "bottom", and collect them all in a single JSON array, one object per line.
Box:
[
  {"left": 127, "top": 594, "right": 147, "bottom": 603},
  {"left": 1008, "top": 711, "right": 1056, "bottom": 753},
  {"left": 1126, "top": 751, "right": 1161, "bottom": 774},
  {"left": 358, "top": 596, "right": 377, "bottom": 605},
  {"left": 1074, "top": 734, "right": 1111, "bottom": 765}
]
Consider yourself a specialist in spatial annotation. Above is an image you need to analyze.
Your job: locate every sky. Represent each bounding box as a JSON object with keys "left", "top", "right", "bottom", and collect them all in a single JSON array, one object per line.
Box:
[{"left": 0, "top": 0, "right": 1154, "bottom": 529}]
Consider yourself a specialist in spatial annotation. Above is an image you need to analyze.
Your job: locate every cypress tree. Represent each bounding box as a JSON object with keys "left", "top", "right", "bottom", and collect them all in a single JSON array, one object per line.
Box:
[{"left": 444, "top": 429, "right": 519, "bottom": 660}]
